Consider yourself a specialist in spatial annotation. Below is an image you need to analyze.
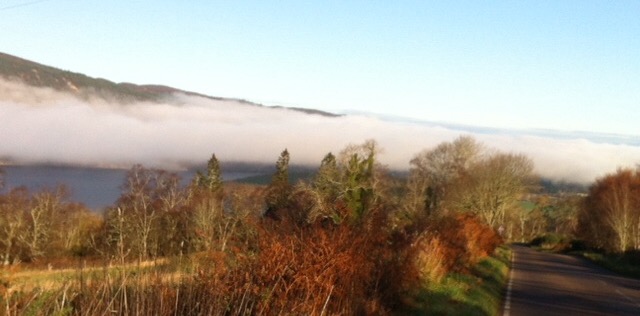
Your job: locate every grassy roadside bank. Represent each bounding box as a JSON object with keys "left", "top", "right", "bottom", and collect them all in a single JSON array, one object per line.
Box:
[
  {"left": 576, "top": 251, "right": 640, "bottom": 279},
  {"left": 529, "top": 234, "right": 640, "bottom": 279},
  {"left": 402, "top": 245, "right": 512, "bottom": 315},
  {"left": 2, "top": 245, "right": 513, "bottom": 315}
]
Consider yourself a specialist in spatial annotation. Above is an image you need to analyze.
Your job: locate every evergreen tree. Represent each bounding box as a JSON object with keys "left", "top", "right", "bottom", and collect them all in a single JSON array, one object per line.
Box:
[
  {"left": 273, "top": 149, "right": 290, "bottom": 186},
  {"left": 195, "top": 154, "right": 223, "bottom": 193},
  {"left": 265, "top": 149, "right": 291, "bottom": 218},
  {"left": 190, "top": 154, "right": 226, "bottom": 251},
  {"left": 343, "top": 152, "right": 375, "bottom": 222},
  {"left": 313, "top": 152, "right": 340, "bottom": 199}
]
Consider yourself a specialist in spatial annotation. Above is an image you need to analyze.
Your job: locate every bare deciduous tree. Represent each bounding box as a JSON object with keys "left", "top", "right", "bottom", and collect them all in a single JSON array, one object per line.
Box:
[
  {"left": 579, "top": 169, "right": 640, "bottom": 252},
  {"left": 0, "top": 188, "right": 28, "bottom": 265},
  {"left": 449, "top": 153, "right": 535, "bottom": 228},
  {"left": 114, "top": 165, "right": 183, "bottom": 260},
  {"left": 21, "top": 187, "right": 69, "bottom": 260},
  {"left": 409, "top": 136, "right": 482, "bottom": 215}
]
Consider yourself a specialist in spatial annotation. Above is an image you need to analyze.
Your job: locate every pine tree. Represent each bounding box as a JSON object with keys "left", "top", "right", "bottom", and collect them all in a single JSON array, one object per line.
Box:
[
  {"left": 273, "top": 149, "right": 290, "bottom": 186},
  {"left": 265, "top": 149, "right": 291, "bottom": 218},
  {"left": 313, "top": 152, "right": 340, "bottom": 199},
  {"left": 190, "top": 154, "right": 226, "bottom": 251},
  {"left": 343, "top": 152, "right": 374, "bottom": 222},
  {"left": 195, "top": 154, "right": 223, "bottom": 193}
]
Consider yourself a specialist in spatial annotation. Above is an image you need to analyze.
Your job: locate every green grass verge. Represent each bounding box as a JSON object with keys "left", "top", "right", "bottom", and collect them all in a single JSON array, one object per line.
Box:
[
  {"left": 401, "top": 245, "right": 512, "bottom": 315},
  {"left": 576, "top": 251, "right": 640, "bottom": 279}
]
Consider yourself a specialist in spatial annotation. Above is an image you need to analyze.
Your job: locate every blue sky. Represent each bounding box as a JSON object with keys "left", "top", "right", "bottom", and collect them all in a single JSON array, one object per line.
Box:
[{"left": 1, "top": 0, "right": 639, "bottom": 135}]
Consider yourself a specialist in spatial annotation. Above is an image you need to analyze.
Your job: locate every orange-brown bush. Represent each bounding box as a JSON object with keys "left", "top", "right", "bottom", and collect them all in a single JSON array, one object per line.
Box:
[
  {"left": 255, "top": 223, "right": 379, "bottom": 314},
  {"left": 189, "top": 214, "right": 414, "bottom": 315},
  {"left": 432, "top": 213, "right": 502, "bottom": 272}
]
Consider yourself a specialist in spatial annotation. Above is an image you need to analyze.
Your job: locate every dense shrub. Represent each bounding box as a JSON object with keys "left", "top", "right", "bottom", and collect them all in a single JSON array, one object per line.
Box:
[
  {"left": 413, "top": 235, "right": 447, "bottom": 284},
  {"left": 619, "top": 249, "right": 640, "bottom": 265},
  {"left": 250, "top": 222, "right": 387, "bottom": 314},
  {"left": 432, "top": 213, "right": 502, "bottom": 272}
]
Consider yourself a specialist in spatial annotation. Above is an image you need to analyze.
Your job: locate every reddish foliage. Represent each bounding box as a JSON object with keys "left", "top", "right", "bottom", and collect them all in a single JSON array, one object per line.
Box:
[
  {"left": 188, "top": 210, "right": 417, "bottom": 315},
  {"left": 432, "top": 213, "right": 502, "bottom": 272}
]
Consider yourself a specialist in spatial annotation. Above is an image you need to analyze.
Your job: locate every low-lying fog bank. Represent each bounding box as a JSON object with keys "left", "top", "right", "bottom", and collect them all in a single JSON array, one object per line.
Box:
[{"left": 2, "top": 77, "right": 640, "bottom": 188}]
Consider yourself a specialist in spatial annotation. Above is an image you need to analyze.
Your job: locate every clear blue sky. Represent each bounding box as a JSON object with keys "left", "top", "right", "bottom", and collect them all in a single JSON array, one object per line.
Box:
[{"left": 1, "top": 0, "right": 639, "bottom": 135}]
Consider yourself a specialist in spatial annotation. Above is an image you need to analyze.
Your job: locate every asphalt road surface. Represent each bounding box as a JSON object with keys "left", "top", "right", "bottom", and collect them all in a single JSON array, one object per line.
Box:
[{"left": 504, "top": 245, "right": 640, "bottom": 316}]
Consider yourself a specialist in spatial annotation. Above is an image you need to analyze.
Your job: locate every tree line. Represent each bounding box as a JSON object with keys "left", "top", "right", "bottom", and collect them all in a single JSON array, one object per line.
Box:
[
  {"left": 0, "top": 136, "right": 606, "bottom": 313},
  {"left": 0, "top": 136, "right": 585, "bottom": 265}
]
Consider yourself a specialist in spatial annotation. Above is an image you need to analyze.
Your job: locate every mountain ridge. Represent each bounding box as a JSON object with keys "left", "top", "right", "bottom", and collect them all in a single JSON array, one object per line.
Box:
[{"left": 0, "top": 52, "right": 339, "bottom": 117}]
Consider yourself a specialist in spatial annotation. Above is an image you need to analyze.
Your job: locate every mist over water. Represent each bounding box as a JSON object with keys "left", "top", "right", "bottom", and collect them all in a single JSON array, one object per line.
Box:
[{"left": 1, "top": 77, "right": 640, "bottom": 187}]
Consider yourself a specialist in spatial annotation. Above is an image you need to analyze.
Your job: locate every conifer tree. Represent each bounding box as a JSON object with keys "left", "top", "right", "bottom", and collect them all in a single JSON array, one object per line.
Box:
[
  {"left": 273, "top": 149, "right": 290, "bottom": 186},
  {"left": 195, "top": 154, "right": 223, "bottom": 192},
  {"left": 265, "top": 149, "right": 291, "bottom": 218},
  {"left": 343, "top": 152, "right": 375, "bottom": 222},
  {"left": 190, "top": 154, "right": 226, "bottom": 251},
  {"left": 314, "top": 152, "right": 340, "bottom": 199},
  {"left": 338, "top": 140, "right": 378, "bottom": 223}
]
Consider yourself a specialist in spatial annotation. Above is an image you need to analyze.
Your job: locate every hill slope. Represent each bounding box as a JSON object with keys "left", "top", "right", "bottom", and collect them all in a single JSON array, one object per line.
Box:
[{"left": 0, "top": 51, "right": 338, "bottom": 116}]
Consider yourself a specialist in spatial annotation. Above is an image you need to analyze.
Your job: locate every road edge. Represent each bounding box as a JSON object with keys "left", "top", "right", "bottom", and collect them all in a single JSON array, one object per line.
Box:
[{"left": 502, "top": 246, "right": 515, "bottom": 316}]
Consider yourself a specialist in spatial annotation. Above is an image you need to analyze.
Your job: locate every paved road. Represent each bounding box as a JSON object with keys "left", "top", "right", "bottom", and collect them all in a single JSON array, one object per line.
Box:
[{"left": 504, "top": 245, "right": 640, "bottom": 316}]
